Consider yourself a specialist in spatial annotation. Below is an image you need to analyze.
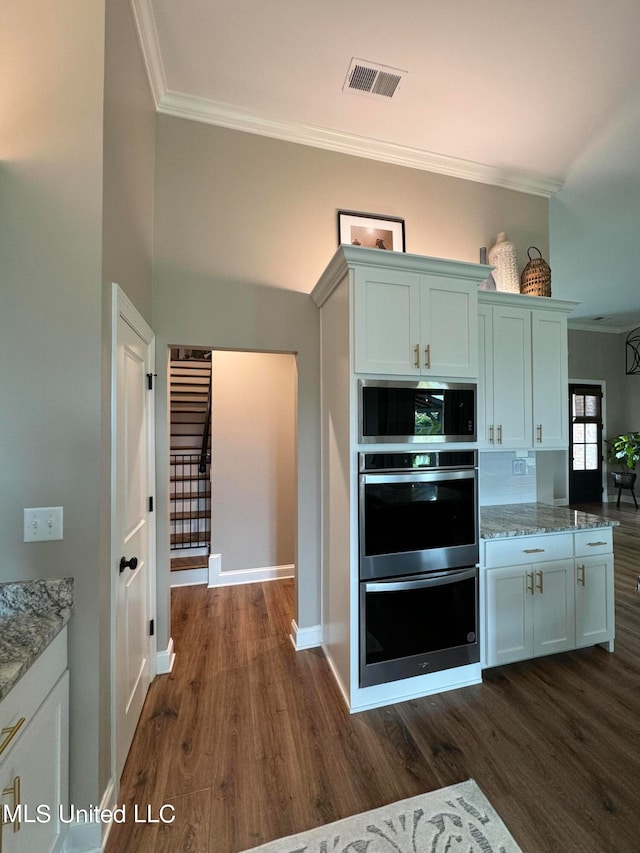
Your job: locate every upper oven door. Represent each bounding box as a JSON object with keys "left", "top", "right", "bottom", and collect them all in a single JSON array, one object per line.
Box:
[
  {"left": 359, "top": 380, "right": 476, "bottom": 443},
  {"left": 359, "top": 469, "right": 478, "bottom": 580}
]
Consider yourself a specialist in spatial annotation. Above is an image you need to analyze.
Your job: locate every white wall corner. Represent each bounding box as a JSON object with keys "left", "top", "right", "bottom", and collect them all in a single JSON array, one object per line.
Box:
[
  {"left": 61, "top": 776, "right": 115, "bottom": 852},
  {"left": 289, "top": 619, "right": 322, "bottom": 650},
  {"left": 156, "top": 636, "right": 175, "bottom": 674}
]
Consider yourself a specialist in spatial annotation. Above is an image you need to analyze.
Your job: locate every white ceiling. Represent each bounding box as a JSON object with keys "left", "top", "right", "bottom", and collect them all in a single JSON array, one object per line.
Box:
[{"left": 132, "top": 0, "right": 640, "bottom": 329}]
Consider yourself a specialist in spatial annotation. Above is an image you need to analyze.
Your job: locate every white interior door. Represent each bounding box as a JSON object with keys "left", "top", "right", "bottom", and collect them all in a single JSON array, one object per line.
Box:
[{"left": 113, "top": 285, "right": 155, "bottom": 779}]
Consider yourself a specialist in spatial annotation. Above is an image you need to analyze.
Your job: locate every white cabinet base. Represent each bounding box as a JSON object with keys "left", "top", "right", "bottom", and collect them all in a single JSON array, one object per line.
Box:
[{"left": 483, "top": 530, "right": 614, "bottom": 669}]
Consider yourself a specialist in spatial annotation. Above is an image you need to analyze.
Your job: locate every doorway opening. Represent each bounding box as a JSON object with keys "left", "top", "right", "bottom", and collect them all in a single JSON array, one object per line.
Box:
[
  {"left": 569, "top": 382, "right": 604, "bottom": 504},
  {"left": 168, "top": 347, "right": 297, "bottom": 590}
]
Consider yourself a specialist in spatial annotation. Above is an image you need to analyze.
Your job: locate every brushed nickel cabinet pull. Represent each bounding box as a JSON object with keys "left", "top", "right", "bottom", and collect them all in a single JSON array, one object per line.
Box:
[
  {"left": 424, "top": 344, "right": 431, "bottom": 369},
  {"left": 489, "top": 424, "right": 494, "bottom": 444},
  {"left": 526, "top": 571, "right": 534, "bottom": 595},
  {"left": 577, "top": 564, "right": 586, "bottom": 587},
  {"left": 0, "top": 717, "right": 25, "bottom": 757},
  {"left": 523, "top": 548, "right": 545, "bottom": 554},
  {"left": 497, "top": 424, "right": 502, "bottom": 444},
  {"left": 536, "top": 424, "right": 542, "bottom": 443},
  {"left": 587, "top": 541, "right": 608, "bottom": 547},
  {"left": 536, "top": 570, "right": 544, "bottom": 594},
  {"left": 414, "top": 344, "right": 420, "bottom": 369}
]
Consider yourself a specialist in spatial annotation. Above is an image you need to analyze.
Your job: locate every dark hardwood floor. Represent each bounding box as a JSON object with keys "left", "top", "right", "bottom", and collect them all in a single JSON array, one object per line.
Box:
[{"left": 107, "top": 501, "right": 640, "bottom": 852}]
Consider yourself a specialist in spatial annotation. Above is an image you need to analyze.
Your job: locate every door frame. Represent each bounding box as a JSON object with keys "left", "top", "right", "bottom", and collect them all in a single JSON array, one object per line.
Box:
[
  {"left": 568, "top": 377, "right": 607, "bottom": 502},
  {"left": 110, "top": 283, "right": 157, "bottom": 786}
]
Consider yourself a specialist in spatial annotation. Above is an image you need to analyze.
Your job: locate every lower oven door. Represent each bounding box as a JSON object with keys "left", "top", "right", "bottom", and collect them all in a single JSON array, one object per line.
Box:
[{"left": 360, "top": 566, "right": 479, "bottom": 688}]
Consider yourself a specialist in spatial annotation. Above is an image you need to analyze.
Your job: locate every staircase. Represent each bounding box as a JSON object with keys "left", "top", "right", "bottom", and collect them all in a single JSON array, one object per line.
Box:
[{"left": 169, "top": 354, "right": 212, "bottom": 574}]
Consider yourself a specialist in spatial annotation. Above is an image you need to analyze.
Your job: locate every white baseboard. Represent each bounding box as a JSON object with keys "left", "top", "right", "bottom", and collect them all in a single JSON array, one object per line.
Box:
[
  {"left": 289, "top": 619, "right": 322, "bottom": 650},
  {"left": 61, "top": 776, "right": 116, "bottom": 852},
  {"left": 170, "top": 567, "right": 208, "bottom": 587},
  {"left": 156, "top": 636, "right": 175, "bottom": 674},
  {"left": 207, "top": 553, "right": 294, "bottom": 587}
]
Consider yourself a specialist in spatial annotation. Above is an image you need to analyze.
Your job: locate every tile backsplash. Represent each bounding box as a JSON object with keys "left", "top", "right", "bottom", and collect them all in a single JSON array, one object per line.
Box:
[{"left": 479, "top": 451, "right": 537, "bottom": 506}]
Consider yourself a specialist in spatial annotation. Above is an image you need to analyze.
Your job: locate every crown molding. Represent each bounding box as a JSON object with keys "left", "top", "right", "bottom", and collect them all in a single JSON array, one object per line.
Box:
[
  {"left": 157, "top": 91, "right": 564, "bottom": 198},
  {"left": 130, "top": 0, "right": 165, "bottom": 108},
  {"left": 568, "top": 320, "right": 633, "bottom": 334},
  {"left": 131, "top": 0, "right": 564, "bottom": 198}
]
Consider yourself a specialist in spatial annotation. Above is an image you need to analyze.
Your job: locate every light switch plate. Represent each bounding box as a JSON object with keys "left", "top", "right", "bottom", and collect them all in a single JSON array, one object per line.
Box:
[{"left": 23, "top": 507, "right": 64, "bottom": 542}]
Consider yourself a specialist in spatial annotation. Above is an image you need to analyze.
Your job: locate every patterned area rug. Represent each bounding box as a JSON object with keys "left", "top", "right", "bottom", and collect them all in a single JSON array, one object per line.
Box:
[{"left": 242, "top": 779, "right": 522, "bottom": 852}]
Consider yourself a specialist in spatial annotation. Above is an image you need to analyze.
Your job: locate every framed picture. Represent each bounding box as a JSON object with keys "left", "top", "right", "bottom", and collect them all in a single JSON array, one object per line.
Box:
[{"left": 337, "top": 210, "right": 405, "bottom": 253}]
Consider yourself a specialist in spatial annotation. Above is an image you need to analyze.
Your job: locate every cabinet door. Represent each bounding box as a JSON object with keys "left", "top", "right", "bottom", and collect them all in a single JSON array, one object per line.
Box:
[
  {"left": 485, "top": 565, "right": 534, "bottom": 666},
  {"left": 420, "top": 277, "right": 478, "bottom": 377},
  {"left": 532, "top": 559, "right": 575, "bottom": 657},
  {"left": 575, "top": 554, "right": 614, "bottom": 648},
  {"left": 477, "top": 305, "right": 494, "bottom": 448},
  {"left": 532, "top": 310, "right": 568, "bottom": 448},
  {"left": 0, "top": 672, "right": 69, "bottom": 853},
  {"left": 353, "top": 268, "right": 421, "bottom": 374},
  {"left": 491, "top": 306, "right": 532, "bottom": 448}
]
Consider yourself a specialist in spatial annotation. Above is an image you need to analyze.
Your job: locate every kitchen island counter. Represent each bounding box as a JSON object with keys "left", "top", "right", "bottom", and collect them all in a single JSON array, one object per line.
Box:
[{"left": 480, "top": 502, "right": 619, "bottom": 540}]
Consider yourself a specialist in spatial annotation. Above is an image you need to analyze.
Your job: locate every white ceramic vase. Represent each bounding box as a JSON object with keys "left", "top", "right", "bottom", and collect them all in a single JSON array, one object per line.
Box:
[{"left": 488, "top": 232, "right": 519, "bottom": 293}]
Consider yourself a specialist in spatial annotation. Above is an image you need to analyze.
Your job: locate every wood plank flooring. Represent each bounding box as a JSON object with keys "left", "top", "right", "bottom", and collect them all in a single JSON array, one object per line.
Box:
[{"left": 107, "top": 502, "right": 640, "bottom": 853}]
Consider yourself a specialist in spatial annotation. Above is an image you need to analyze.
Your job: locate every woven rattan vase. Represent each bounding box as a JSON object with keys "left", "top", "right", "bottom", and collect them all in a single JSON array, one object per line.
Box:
[
  {"left": 520, "top": 246, "right": 551, "bottom": 297},
  {"left": 488, "top": 232, "right": 519, "bottom": 293}
]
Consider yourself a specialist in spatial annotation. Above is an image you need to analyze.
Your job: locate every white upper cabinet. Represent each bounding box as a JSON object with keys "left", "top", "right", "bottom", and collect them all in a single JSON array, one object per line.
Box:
[
  {"left": 479, "top": 303, "right": 532, "bottom": 449},
  {"left": 353, "top": 267, "right": 421, "bottom": 375},
  {"left": 354, "top": 265, "right": 479, "bottom": 377},
  {"left": 478, "top": 292, "right": 576, "bottom": 451},
  {"left": 420, "top": 274, "right": 478, "bottom": 378},
  {"left": 531, "top": 309, "right": 569, "bottom": 448}
]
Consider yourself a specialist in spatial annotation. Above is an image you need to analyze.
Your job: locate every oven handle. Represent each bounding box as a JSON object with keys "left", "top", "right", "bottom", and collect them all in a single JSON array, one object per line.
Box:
[
  {"left": 360, "top": 469, "right": 476, "bottom": 484},
  {"left": 364, "top": 567, "right": 477, "bottom": 593}
]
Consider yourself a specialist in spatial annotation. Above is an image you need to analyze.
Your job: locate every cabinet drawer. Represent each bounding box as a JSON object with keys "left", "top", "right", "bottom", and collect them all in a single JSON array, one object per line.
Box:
[
  {"left": 0, "top": 627, "right": 67, "bottom": 762},
  {"left": 574, "top": 528, "right": 613, "bottom": 557},
  {"left": 484, "top": 533, "right": 574, "bottom": 568}
]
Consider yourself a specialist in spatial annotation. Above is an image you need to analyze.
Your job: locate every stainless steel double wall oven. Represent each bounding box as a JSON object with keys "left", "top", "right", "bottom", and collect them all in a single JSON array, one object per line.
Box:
[{"left": 358, "top": 380, "right": 480, "bottom": 688}]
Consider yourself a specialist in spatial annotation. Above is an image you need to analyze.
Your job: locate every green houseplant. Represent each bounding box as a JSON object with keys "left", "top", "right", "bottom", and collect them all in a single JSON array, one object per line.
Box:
[{"left": 606, "top": 432, "right": 640, "bottom": 487}]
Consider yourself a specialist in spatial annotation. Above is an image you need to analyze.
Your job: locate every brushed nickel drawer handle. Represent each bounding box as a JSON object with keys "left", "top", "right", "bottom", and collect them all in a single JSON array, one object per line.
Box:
[
  {"left": 523, "top": 548, "right": 545, "bottom": 554},
  {"left": 0, "top": 718, "right": 25, "bottom": 757},
  {"left": 587, "top": 541, "right": 608, "bottom": 547}
]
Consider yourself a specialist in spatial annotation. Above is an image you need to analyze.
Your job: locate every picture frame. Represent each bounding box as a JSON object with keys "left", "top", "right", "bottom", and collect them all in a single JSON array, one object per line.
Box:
[{"left": 337, "top": 210, "right": 406, "bottom": 253}]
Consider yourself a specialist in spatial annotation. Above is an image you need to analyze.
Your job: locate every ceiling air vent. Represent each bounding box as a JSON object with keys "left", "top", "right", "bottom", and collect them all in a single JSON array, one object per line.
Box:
[{"left": 343, "top": 58, "right": 406, "bottom": 99}]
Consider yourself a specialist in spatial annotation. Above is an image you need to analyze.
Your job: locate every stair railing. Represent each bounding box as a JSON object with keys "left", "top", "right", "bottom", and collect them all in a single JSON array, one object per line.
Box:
[{"left": 199, "top": 374, "right": 212, "bottom": 474}]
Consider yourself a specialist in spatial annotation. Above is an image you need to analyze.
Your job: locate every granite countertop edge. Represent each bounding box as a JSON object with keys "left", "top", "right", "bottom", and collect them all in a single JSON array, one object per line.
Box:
[
  {"left": 480, "top": 502, "right": 620, "bottom": 540},
  {"left": 0, "top": 577, "right": 74, "bottom": 703}
]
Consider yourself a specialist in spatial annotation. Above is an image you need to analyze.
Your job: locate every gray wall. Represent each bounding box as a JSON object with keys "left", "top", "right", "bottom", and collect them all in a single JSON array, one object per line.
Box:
[
  {"left": 152, "top": 115, "right": 550, "bottom": 640},
  {"left": 1, "top": 0, "right": 154, "bottom": 811},
  {"left": 211, "top": 351, "right": 296, "bottom": 574},
  {"left": 568, "top": 329, "right": 626, "bottom": 435},
  {"left": 1, "top": 0, "right": 105, "bottom": 806}
]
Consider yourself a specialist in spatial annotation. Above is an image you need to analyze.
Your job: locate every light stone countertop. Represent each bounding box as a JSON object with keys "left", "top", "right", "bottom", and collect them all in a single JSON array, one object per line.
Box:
[
  {"left": 480, "top": 503, "right": 619, "bottom": 540},
  {"left": 0, "top": 577, "right": 73, "bottom": 702}
]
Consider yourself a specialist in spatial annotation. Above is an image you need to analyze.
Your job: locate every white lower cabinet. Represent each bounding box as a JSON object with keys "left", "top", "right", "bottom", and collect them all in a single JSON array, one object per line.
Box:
[
  {"left": 0, "top": 631, "right": 69, "bottom": 853},
  {"left": 484, "top": 530, "right": 614, "bottom": 667},
  {"left": 486, "top": 559, "right": 575, "bottom": 667},
  {"left": 575, "top": 554, "right": 614, "bottom": 649}
]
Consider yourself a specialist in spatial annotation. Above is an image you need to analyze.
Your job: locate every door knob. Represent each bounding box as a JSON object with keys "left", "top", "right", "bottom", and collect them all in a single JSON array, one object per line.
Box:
[{"left": 119, "top": 556, "right": 138, "bottom": 574}]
